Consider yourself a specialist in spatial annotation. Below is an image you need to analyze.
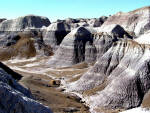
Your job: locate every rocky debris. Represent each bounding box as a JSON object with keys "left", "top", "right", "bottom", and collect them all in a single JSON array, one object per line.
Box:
[
  {"left": 102, "top": 6, "right": 150, "bottom": 36},
  {"left": 0, "top": 15, "right": 50, "bottom": 31},
  {"left": 0, "top": 62, "right": 52, "bottom": 113},
  {"left": 43, "top": 22, "right": 71, "bottom": 51},
  {"left": 48, "top": 24, "right": 132, "bottom": 67},
  {"left": 0, "top": 18, "right": 6, "bottom": 23},
  {"left": 67, "top": 40, "right": 150, "bottom": 111}
]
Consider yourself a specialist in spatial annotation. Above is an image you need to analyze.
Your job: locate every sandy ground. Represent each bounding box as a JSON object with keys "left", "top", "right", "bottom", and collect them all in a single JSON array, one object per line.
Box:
[{"left": 3, "top": 57, "right": 90, "bottom": 113}]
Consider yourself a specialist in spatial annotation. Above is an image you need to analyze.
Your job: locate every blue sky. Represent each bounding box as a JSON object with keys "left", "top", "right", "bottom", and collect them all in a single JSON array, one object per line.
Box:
[{"left": 0, "top": 0, "right": 149, "bottom": 21}]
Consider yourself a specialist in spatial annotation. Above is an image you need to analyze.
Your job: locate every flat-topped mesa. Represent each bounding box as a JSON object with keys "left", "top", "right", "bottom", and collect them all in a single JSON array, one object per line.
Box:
[
  {"left": 67, "top": 40, "right": 150, "bottom": 111},
  {"left": 0, "top": 15, "right": 51, "bottom": 31},
  {"left": 102, "top": 6, "right": 150, "bottom": 36},
  {"left": 47, "top": 26, "right": 93, "bottom": 67},
  {"left": 43, "top": 22, "right": 71, "bottom": 51},
  {"left": 0, "top": 62, "right": 52, "bottom": 113}
]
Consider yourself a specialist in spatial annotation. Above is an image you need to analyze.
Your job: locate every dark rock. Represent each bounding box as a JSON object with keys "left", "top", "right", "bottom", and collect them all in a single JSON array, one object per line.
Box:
[
  {"left": 48, "top": 27, "right": 93, "bottom": 67},
  {"left": 0, "top": 31, "right": 53, "bottom": 60},
  {"left": 0, "top": 62, "right": 22, "bottom": 80},
  {"left": 43, "top": 22, "right": 70, "bottom": 51},
  {"left": 0, "top": 15, "right": 51, "bottom": 31},
  {"left": 0, "top": 18, "right": 6, "bottom": 23},
  {"left": 0, "top": 62, "right": 53, "bottom": 113},
  {"left": 48, "top": 25, "right": 132, "bottom": 67}
]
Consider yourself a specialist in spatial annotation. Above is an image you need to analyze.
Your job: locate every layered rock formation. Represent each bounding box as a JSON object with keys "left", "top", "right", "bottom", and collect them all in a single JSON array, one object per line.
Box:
[
  {"left": 43, "top": 22, "right": 71, "bottom": 51},
  {"left": 0, "top": 31, "right": 53, "bottom": 60},
  {"left": 0, "top": 15, "right": 50, "bottom": 31},
  {"left": 48, "top": 27, "right": 94, "bottom": 67},
  {"left": 0, "top": 62, "right": 52, "bottom": 113},
  {"left": 102, "top": 6, "right": 150, "bottom": 36},
  {"left": 48, "top": 24, "right": 132, "bottom": 67},
  {"left": 67, "top": 39, "right": 150, "bottom": 111},
  {"left": 134, "top": 30, "right": 150, "bottom": 44},
  {"left": 0, "top": 5, "right": 150, "bottom": 113}
]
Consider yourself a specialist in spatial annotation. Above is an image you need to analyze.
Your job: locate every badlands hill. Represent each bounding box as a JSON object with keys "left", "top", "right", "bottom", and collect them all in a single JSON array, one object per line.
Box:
[
  {"left": 0, "top": 62, "right": 52, "bottom": 113},
  {"left": 0, "top": 6, "right": 150, "bottom": 113}
]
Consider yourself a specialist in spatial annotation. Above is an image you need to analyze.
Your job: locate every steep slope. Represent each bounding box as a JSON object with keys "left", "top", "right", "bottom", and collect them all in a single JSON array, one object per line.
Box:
[
  {"left": 0, "top": 31, "right": 53, "bottom": 60},
  {"left": 43, "top": 22, "right": 71, "bottom": 51},
  {"left": 48, "top": 24, "right": 132, "bottom": 68},
  {"left": 0, "top": 62, "right": 52, "bottom": 113},
  {"left": 0, "top": 15, "right": 50, "bottom": 31},
  {"left": 134, "top": 30, "right": 150, "bottom": 44},
  {"left": 102, "top": 6, "right": 150, "bottom": 36},
  {"left": 67, "top": 40, "right": 150, "bottom": 112},
  {"left": 47, "top": 27, "right": 93, "bottom": 67}
]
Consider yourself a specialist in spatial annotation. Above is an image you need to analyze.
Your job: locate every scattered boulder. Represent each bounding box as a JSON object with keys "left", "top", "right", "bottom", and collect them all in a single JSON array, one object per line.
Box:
[{"left": 48, "top": 80, "right": 61, "bottom": 86}]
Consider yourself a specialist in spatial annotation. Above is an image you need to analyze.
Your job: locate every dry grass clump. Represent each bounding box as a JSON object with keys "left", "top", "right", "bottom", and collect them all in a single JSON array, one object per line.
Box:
[
  {"left": 0, "top": 32, "right": 36, "bottom": 61},
  {"left": 142, "top": 89, "right": 150, "bottom": 108}
]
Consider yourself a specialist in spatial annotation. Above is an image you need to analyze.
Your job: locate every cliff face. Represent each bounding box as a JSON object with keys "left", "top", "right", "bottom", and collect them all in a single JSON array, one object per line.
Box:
[
  {"left": 1, "top": 6, "right": 150, "bottom": 113},
  {"left": 43, "top": 22, "right": 71, "bottom": 51},
  {"left": 0, "top": 62, "right": 52, "bottom": 113},
  {"left": 47, "top": 27, "right": 93, "bottom": 67},
  {"left": 0, "top": 15, "right": 50, "bottom": 31},
  {"left": 102, "top": 6, "right": 150, "bottom": 36},
  {"left": 48, "top": 24, "right": 132, "bottom": 68}
]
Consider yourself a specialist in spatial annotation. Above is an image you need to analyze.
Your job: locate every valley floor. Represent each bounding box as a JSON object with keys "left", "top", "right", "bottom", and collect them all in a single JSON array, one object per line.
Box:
[{"left": 3, "top": 57, "right": 90, "bottom": 113}]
